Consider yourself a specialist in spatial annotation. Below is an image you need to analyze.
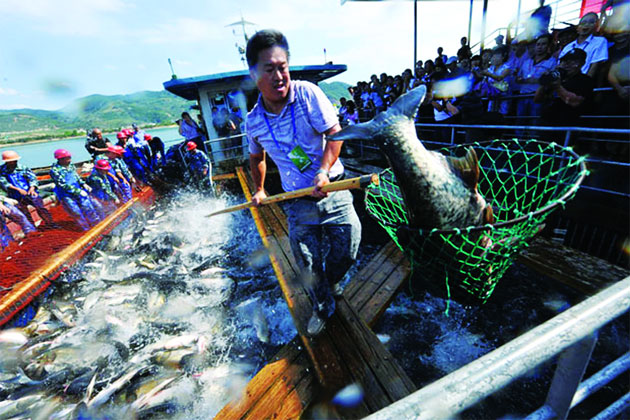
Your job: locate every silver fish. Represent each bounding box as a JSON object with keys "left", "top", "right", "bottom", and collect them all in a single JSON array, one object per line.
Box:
[{"left": 330, "top": 85, "right": 494, "bottom": 230}]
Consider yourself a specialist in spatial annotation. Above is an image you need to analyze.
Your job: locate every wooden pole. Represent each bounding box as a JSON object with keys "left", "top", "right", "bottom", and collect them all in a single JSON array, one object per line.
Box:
[
  {"left": 414, "top": 0, "right": 418, "bottom": 69},
  {"left": 206, "top": 173, "right": 379, "bottom": 218}
]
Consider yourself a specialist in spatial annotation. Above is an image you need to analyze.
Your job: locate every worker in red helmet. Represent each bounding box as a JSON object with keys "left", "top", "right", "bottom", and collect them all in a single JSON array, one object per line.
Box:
[
  {"left": 145, "top": 133, "right": 167, "bottom": 167},
  {"left": 0, "top": 150, "right": 57, "bottom": 229},
  {"left": 185, "top": 141, "right": 213, "bottom": 190},
  {"left": 105, "top": 146, "right": 136, "bottom": 202},
  {"left": 0, "top": 195, "right": 36, "bottom": 250},
  {"left": 49, "top": 149, "right": 103, "bottom": 231},
  {"left": 87, "top": 159, "right": 120, "bottom": 214}
]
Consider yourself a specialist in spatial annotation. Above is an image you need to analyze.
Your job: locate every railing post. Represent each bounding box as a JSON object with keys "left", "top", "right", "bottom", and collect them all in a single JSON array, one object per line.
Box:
[
  {"left": 539, "top": 333, "right": 599, "bottom": 420},
  {"left": 450, "top": 126, "right": 455, "bottom": 145}
]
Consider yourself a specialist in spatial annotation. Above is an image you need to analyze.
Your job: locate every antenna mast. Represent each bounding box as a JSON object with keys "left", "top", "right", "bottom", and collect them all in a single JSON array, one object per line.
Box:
[{"left": 226, "top": 12, "right": 256, "bottom": 67}]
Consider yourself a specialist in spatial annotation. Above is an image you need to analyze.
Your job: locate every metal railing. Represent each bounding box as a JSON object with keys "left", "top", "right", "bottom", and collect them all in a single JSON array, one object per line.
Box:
[{"left": 364, "top": 276, "right": 630, "bottom": 420}]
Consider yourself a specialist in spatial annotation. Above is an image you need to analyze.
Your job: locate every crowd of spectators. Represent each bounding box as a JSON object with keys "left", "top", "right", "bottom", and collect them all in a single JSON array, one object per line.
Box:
[{"left": 337, "top": 1, "right": 629, "bottom": 139}]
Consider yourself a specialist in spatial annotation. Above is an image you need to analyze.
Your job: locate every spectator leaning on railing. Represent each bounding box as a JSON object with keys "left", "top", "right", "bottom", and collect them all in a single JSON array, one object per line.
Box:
[
  {"left": 535, "top": 48, "right": 594, "bottom": 127},
  {"left": 516, "top": 34, "right": 557, "bottom": 124}
]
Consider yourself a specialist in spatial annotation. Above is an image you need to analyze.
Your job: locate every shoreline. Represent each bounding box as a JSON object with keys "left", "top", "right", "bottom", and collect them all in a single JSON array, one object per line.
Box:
[{"left": 0, "top": 124, "right": 179, "bottom": 148}]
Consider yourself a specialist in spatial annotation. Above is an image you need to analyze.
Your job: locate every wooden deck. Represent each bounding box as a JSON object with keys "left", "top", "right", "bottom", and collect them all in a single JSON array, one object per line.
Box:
[
  {"left": 517, "top": 236, "right": 630, "bottom": 295},
  {"left": 215, "top": 167, "right": 414, "bottom": 419}
]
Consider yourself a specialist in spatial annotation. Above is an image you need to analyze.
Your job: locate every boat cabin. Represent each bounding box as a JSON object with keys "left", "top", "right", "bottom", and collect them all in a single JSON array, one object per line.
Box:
[{"left": 163, "top": 64, "right": 347, "bottom": 168}]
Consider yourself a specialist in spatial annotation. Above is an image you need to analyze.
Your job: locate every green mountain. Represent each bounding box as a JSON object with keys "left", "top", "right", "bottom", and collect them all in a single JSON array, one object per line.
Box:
[
  {"left": 0, "top": 81, "right": 351, "bottom": 144},
  {"left": 319, "top": 81, "right": 352, "bottom": 104},
  {"left": 0, "top": 91, "right": 193, "bottom": 143}
]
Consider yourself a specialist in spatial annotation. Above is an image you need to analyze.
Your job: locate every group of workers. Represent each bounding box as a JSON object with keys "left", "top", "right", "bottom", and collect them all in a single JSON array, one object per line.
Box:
[{"left": 0, "top": 124, "right": 213, "bottom": 250}]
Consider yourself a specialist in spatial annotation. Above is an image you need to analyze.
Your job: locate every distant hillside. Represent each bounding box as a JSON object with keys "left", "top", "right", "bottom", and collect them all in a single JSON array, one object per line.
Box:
[
  {"left": 319, "top": 81, "right": 352, "bottom": 104},
  {"left": 0, "top": 81, "right": 351, "bottom": 144},
  {"left": 0, "top": 91, "right": 193, "bottom": 143}
]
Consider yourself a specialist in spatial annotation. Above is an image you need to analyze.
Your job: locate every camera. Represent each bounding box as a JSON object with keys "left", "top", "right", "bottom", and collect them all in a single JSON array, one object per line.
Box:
[{"left": 539, "top": 68, "right": 567, "bottom": 86}]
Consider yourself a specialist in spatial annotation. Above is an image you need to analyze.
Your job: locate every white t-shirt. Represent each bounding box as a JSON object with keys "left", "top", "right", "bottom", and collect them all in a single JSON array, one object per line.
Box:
[{"left": 559, "top": 35, "right": 609, "bottom": 74}]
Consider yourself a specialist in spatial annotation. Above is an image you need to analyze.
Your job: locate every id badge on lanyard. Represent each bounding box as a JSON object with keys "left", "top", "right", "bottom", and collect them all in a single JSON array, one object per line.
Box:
[
  {"left": 264, "top": 104, "right": 312, "bottom": 173},
  {"left": 287, "top": 145, "right": 312, "bottom": 172}
]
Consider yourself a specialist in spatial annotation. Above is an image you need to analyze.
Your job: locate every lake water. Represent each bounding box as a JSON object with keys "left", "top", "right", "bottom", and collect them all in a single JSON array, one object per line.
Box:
[{"left": 0, "top": 127, "right": 182, "bottom": 169}]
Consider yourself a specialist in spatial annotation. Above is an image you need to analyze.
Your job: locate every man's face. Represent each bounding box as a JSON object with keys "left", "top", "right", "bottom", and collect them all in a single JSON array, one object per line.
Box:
[
  {"left": 58, "top": 156, "right": 71, "bottom": 166},
  {"left": 578, "top": 14, "right": 597, "bottom": 37},
  {"left": 6, "top": 161, "right": 17, "bottom": 171},
  {"left": 535, "top": 37, "right": 550, "bottom": 56},
  {"left": 490, "top": 52, "right": 503, "bottom": 67},
  {"left": 94, "top": 130, "right": 102, "bottom": 140},
  {"left": 558, "top": 58, "right": 581, "bottom": 76},
  {"left": 250, "top": 46, "right": 290, "bottom": 106}
]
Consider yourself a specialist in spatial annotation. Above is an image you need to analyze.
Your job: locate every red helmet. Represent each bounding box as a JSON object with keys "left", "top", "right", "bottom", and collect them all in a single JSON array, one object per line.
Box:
[
  {"left": 116, "top": 131, "right": 127, "bottom": 140},
  {"left": 107, "top": 145, "right": 125, "bottom": 155},
  {"left": 1, "top": 150, "right": 20, "bottom": 162},
  {"left": 186, "top": 141, "right": 197, "bottom": 151},
  {"left": 54, "top": 149, "right": 71, "bottom": 159},
  {"left": 94, "top": 159, "right": 111, "bottom": 171},
  {"left": 144, "top": 134, "right": 152, "bottom": 141},
  {"left": 123, "top": 128, "right": 133, "bottom": 137}
]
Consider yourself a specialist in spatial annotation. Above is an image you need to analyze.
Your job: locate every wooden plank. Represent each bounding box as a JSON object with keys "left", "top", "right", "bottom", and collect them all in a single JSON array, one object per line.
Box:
[
  {"left": 216, "top": 167, "right": 415, "bottom": 419},
  {"left": 517, "top": 236, "right": 629, "bottom": 295},
  {"left": 216, "top": 344, "right": 303, "bottom": 419},
  {"left": 344, "top": 241, "right": 400, "bottom": 300},
  {"left": 242, "top": 352, "right": 312, "bottom": 420},
  {"left": 234, "top": 167, "right": 348, "bottom": 390},
  {"left": 349, "top": 247, "right": 407, "bottom": 313},
  {"left": 361, "top": 258, "right": 411, "bottom": 326}
]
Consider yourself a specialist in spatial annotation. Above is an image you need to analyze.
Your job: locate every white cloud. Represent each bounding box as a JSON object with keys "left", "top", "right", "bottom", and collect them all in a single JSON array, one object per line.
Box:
[
  {"left": 0, "top": 87, "right": 19, "bottom": 96},
  {"left": 0, "top": 0, "right": 131, "bottom": 36},
  {"left": 140, "top": 17, "right": 223, "bottom": 44}
]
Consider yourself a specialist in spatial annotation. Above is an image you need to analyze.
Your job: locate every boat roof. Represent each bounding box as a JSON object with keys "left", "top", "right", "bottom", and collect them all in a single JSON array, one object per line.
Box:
[{"left": 163, "top": 64, "right": 347, "bottom": 100}]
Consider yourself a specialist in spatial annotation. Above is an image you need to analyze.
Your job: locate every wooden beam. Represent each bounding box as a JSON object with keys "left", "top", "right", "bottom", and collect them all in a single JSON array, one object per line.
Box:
[
  {"left": 517, "top": 237, "right": 629, "bottom": 295},
  {"left": 216, "top": 168, "right": 415, "bottom": 419}
]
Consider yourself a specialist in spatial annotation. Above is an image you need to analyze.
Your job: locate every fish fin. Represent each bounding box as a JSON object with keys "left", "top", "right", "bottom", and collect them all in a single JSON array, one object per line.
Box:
[
  {"left": 483, "top": 204, "right": 495, "bottom": 224},
  {"left": 389, "top": 85, "right": 427, "bottom": 120},
  {"left": 328, "top": 122, "right": 377, "bottom": 142},
  {"left": 447, "top": 146, "right": 480, "bottom": 192}
]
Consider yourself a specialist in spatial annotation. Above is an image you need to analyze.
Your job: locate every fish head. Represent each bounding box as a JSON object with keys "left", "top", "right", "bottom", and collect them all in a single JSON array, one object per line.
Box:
[{"left": 328, "top": 85, "right": 427, "bottom": 149}]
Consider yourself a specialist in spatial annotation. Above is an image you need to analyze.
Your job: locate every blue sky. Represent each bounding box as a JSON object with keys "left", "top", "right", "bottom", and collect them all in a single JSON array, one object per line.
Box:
[{"left": 0, "top": 0, "right": 544, "bottom": 110}]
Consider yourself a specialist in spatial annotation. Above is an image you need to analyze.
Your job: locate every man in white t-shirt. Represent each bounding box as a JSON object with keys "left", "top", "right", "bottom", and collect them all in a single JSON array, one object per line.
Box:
[{"left": 559, "top": 12, "right": 608, "bottom": 77}]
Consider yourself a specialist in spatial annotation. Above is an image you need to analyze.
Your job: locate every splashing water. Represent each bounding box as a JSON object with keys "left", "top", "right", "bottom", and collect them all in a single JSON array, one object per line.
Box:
[{"left": 0, "top": 189, "right": 295, "bottom": 418}]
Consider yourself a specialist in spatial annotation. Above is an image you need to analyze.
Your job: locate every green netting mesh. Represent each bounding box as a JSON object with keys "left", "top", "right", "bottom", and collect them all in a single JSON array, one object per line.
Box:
[{"left": 365, "top": 138, "right": 588, "bottom": 304}]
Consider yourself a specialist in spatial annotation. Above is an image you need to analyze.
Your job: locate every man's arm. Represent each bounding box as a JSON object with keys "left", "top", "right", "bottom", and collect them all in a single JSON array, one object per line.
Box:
[
  {"left": 553, "top": 77, "right": 589, "bottom": 107},
  {"left": 313, "top": 123, "right": 342, "bottom": 198},
  {"left": 250, "top": 151, "right": 267, "bottom": 205}
]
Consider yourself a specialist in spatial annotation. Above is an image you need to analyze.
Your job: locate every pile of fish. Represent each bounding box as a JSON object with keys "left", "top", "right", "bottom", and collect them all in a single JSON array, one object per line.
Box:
[{"left": 0, "top": 191, "right": 294, "bottom": 419}]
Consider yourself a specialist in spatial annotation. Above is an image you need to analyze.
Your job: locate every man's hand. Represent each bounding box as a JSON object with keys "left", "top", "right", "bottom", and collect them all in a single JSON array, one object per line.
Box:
[
  {"left": 14, "top": 187, "right": 27, "bottom": 196},
  {"left": 616, "top": 85, "right": 630, "bottom": 101},
  {"left": 251, "top": 190, "right": 268, "bottom": 206},
  {"left": 27, "top": 186, "right": 37, "bottom": 197},
  {"left": 84, "top": 185, "right": 92, "bottom": 193},
  {"left": 0, "top": 203, "right": 10, "bottom": 215},
  {"left": 312, "top": 171, "right": 329, "bottom": 199},
  {"left": 115, "top": 199, "right": 120, "bottom": 205}
]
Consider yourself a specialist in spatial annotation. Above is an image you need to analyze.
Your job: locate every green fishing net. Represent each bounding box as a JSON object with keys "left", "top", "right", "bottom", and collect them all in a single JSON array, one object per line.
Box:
[{"left": 365, "top": 138, "right": 588, "bottom": 303}]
